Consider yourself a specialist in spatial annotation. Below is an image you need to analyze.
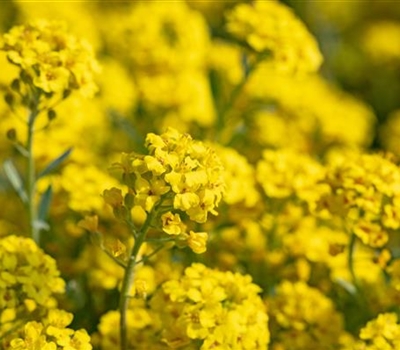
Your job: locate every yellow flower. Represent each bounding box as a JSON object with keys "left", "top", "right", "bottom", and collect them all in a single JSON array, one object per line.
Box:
[
  {"left": 106, "top": 128, "right": 225, "bottom": 253},
  {"left": 226, "top": 0, "right": 322, "bottom": 74},
  {"left": 9, "top": 309, "right": 92, "bottom": 350},
  {"left": 153, "top": 263, "right": 269, "bottom": 349},
  {"left": 187, "top": 231, "right": 208, "bottom": 254},
  {"left": 1, "top": 19, "right": 100, "bottom": 97},
  {"left": 0, "top": 235, "right": 65, "bottom": 311},
  {"left": 267, "top": 280, "right": 345, "bottom": 350},
  {"left": 351, "top": 313, "right": 400, "bottom": 350},
  {"left": 317, "top": 153, "right": 400, "bottom": 248},
  {"left": 161, "top": 212, "right": 186, "bottom": 236}
]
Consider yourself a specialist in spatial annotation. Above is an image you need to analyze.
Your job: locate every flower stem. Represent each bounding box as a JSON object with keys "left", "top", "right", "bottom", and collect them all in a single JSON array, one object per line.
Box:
[
  {"left": 348, "top": 232, "right": 358, "bottom": 291},
  {"left": 26, "top": 108, "right": 39, "bottom": 244},
  {"left": 215, "top": 55, "right": 262, "bottom": 144},
  {"left": 119, "top": 210, "right": 154, "bottom": 350}
]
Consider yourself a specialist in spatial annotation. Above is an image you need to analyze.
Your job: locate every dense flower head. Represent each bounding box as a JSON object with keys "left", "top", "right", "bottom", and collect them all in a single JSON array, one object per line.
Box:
[
  {"left": 317, "top": 153, "right": 400, "bottom": 247},
  {"left": 9, "top": 309, "right": 92, "bottom": 350},
  {"left": 215, "top": 145, "right": 259, "bottom": 207},
  {"left": 151, "top": 263, "right": 269, "bottom": 349},
  {"left": 106, "top": 128, "right": 225, "bottom": 254},
  {"left": 110, "top": 128, "right": 225, "bottom": 220},
  {"left": 256, "top": 149, "right": 325, "bottom": 203},
  {"left": 94, "top": 303, "right": 165, "bottom": 350},
  {"left": 246, "top": 70, "right": 376, "bottom": 154},
  {"left": 0, "top": 19, "right": 99, "bottom": 97},
  {"left": 105, "top": 2, "right": 209, "bottom": 73},
  {"left": 267, "top": 280, "right": 344, "bottom": 350},
  {"left": 344, "top": 313, "right": 400, "bottom": 350},
  {"left": 0, "top": 235, "right": 66, "bottom": 345},
  {"left": 0, "top": 235, "right": 65, "bottom": 311},
  {"left": 225, "top": 0, "right": 323, "bottom": 74}
]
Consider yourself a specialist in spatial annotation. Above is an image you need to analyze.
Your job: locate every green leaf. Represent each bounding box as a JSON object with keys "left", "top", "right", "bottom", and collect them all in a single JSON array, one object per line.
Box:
[
  {"left": 33, "top": 219, "right": 49, "bottom": 232},
  {"left": 37, "top": 147, "right": 73, "bottom": 178},
  {"left": 37, "top": 184, "right": 52, "bottom": 225},
  {"left": 335, "top": 278, "right": 357, "bottom": 295},
  {"left": 3, "top": 159, "right": 28, "bottom": 203}
]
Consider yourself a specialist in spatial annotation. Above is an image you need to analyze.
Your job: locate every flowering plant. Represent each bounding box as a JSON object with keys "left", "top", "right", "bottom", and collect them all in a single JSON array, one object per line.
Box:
[{"left": 1, "top": 1, "right": 400, "bottom": 350}]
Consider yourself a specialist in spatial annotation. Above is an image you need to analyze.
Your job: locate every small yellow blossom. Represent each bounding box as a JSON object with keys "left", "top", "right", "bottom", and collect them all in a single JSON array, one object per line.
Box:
[
  {"left": 226, "top": 0, "right": 322, "bottom": 74},
  {"left": 9, "top": 309, "right": 92, "bottom": 350},
  {"left": 0, "top": 19, "right": 99, "bottom": 97},
  {"left": 161, "top": 212, "right": 186, "bottom": 236},
  {"left": 267, "top": 280, "right": 345, "bottom": 350},
  {"left": 0, "top": 235, "right": 65, "bottom": 311},
  {"left": 317, "top": 153, "right": 400, "bottom": 248},
  {"left": 187, "top": 231, "right": 208, "bottom": 254},
  {"left": 151, "top": 263, "right": 269, "bottom": 349}
]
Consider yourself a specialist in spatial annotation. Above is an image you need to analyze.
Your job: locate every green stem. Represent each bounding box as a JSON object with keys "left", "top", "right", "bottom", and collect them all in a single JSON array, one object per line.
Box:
[
  {"left": 26, "top": 108, "right": 39, "bottom": 244},
  {"left": 119, "top": 210, "right": 155, "bottom": 350},
  {"left": 215, "top": 56, "right": 262, "bottom": 143},
  {"left": 348, "top": 233, "right": 358, "bottom": 291}
]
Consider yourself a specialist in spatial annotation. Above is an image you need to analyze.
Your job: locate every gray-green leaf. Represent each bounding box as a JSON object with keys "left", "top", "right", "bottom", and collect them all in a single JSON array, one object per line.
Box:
[
  {"left": 37, "top": 147, "right": 73, "bottom": 179},
  {"left": 3, "top": 159, "right": 28, "bottom": 203}
]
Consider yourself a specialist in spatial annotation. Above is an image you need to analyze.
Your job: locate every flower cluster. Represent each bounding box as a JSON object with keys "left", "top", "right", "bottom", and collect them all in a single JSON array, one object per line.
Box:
[
  {"left": 103, "top": 1, "right": 214, "bottom": 129},
  {"left": 344, "top": 313, "right": 400, "bottom": 350},
  {"left": 0, "top": 19, "right": 99, "bottom": 98},
  {"left": 317, "top": 153, "right": 400, "bottom": 248},
  {"left": 151, "top": 263, "right": 269, "bottom": 349},
  {"left": 256, "top": 149, "right": 325, "bottom": 203},
  {"left": 94, "top": 302, "right": 163, "bottom": 350},
  {"left": 105, "top": 127, "right": 225, "bottom": 254},
  {"left": 0, "top": 235, "right": 65, "bottom": 320},
  {"left": 3, "top": 2, "right": 400, "bottom": 350},
  {"left": 225, "top": 0, "right": 323, "bottom": 73},
  {"left": 246, "top": 69, "right": 376, "bottom": 154},
  {"left": 216, "top": 145, "right": 259, "bottom": 207},
  {"left": 267, "top": 281, "right": 345, "bottom": 350},
  {"left": 9, "top": 309, "right": 92, "bottom": 350}
]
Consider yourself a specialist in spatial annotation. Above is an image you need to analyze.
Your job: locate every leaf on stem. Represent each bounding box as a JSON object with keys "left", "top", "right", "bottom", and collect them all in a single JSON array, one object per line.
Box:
[
  {"left": 37, "top": 147, "right": 73, "bottom": 179},
  {"left": 37, "top": 184, "right": 52, "bottom": 226},
  {"left": 335, "top": 277, "right": 357, "bottom": 295},
  {"left": 3, "top": 159, "right": 28, "bottom": 203}
]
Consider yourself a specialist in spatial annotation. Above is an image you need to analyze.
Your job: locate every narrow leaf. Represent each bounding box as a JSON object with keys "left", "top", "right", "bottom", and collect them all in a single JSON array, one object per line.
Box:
[
  {"left": 335, "top": 277, "right": 357, "bottom": 295},
  {"left": 33, "top": 219, "right": 50, "bottom": 232},
  {"left": 37, "top": 147, "right": 73, "bottom": 178},
  {"left": 3, "top": 159, "right": 28, "bottom": 203},
  {"left": 37, "top": 184, "right": 52, "bottom": 224}
]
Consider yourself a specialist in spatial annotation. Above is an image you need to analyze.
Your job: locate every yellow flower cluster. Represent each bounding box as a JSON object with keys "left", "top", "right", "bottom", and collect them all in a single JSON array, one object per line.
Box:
[
  {"left": 216, "top": 145, "right": 259, "bottom": 207},
  {"left": 104, "top": 2, "right": 215, "bottom": 129},
  {"left": 267, "top": 280, "right": 345, "bottom": 350},
  {"left": 246, "top": 70, "right": 376, "bottom": 154},
  {"left": 151, "top": 263, "right": 269, "bottom": 349},
  {"left": 345, "top": 313, "right": 400, "bottom": 350},
  {"left": 0, "top": 235, "right": 65, "bottom": 314},
  {"left": 318, "top": 153, "right": 400, "bottom": 248},
  {"left": 256, "top": 149, "right": 325, "bottom": 203},
  {"left": 362, "top": 21, "right": 400, "bottom": 64},
  {"left": 3, "top": 2, "right": 400, "bottom": 350},
  {"left": 10, "top": 309, "right": 92, "bottom": 350},
  {"left": 225, "top": 0, "right": 323, "bottom": 73},
  {"left": 94, "top": 303, "right": 163, "bottom": 350},
  {"left": 106, "top": 128, "right": 224, "bottom": 254},
  {"left": 0, "top": 19, "right": 99, "bottom": 97},
  {"left": 106, "top": 2, "right": 208, "bottom": 73}
]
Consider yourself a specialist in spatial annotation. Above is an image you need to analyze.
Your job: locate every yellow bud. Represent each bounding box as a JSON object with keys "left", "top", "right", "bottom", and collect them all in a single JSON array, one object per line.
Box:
[
  {"left": 78, "top": 215, "right": 98, "bottom": 232},
  {"left": 103, "top": 187, "right": 124, "bottom": 208}
]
